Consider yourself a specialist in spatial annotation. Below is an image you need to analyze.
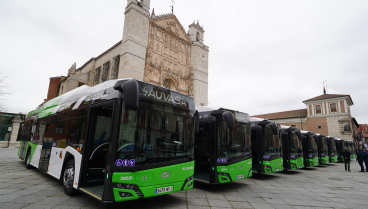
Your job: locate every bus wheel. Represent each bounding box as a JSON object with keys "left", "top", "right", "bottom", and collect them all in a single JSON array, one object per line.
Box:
[
  {"left": 25, "top": 150, "right": 32, "bottom": 169},
  {"left": 63, "top": 159, "right": 77, "bottom": 196}
]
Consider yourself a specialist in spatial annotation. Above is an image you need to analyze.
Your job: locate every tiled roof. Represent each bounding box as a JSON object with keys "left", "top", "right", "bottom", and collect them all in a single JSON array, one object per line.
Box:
[
  {"left": 251, "top": 109, "right": 307, "bottom": 120},
  {"left": 303, "top": 94, "right": 349, "bottom": 102}
]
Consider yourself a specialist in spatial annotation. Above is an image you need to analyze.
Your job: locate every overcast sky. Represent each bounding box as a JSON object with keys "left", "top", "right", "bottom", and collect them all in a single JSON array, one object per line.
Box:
[{"left": 1, "top": 0, "right": 368, "bottom": 123}]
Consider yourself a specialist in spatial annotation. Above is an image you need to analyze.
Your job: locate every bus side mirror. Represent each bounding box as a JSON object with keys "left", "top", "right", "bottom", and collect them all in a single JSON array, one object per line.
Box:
[
  {"left": 222, "top": 111, "right": 235, "bottom": 130},
  {"left": 195, "top": 111, "right": 199, "bottom": 133},
  {"left": 295, "top": 129, "right": 302, "bottom": 140},
  {"left": 119, "top": 79, "right": 139, "bottom": 111},
  {"left": 269, "top": 122, "right": 278, "bottom": 135}
]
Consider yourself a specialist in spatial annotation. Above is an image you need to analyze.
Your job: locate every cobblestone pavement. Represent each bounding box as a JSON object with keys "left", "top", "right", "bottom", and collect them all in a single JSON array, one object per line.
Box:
[{"left": 1, "top": 148, "right": 367, "bottom": 209}]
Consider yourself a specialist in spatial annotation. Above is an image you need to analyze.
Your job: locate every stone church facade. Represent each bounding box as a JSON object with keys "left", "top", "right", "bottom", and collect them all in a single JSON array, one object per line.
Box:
[{"left": 47, "top": 0, "right": 209, "bottom": 106}]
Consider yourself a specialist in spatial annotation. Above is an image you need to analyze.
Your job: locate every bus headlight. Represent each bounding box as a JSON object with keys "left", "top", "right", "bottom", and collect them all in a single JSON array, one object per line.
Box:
[
  {"left": 218, "top": 173, "right": 231, "bottom": 181},
  {"left": 114, "top": 183, "right": 137, "bottom": 190},
  {"left": 187, "top": 176, "right": 194, "bottom": 181}
]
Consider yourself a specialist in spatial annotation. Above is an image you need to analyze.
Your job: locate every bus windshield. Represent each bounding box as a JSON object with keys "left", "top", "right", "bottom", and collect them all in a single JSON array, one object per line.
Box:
[
  {"left": 320, "top": 137, "right": 328, "bottom": 156},
  {"left": 290, "top": 131, "right": 302, "bottom": 158},
  {"left": 116, "top": 100, "right": 195, "bottom": 166},
  {"left": 308, "top": 135, "right": 318, "bottom": 157},
  {"left": 348, "top": 144, "right": 353, "bottom": 153},
  {"left": 263, "top": 124, "right": 282, "bottom": 158},
  {"left": 330, "top": 140, "right": 336, "bottom": 156},
  {"left": 217, "top": 121, "right": 251, "bottom": 163}
]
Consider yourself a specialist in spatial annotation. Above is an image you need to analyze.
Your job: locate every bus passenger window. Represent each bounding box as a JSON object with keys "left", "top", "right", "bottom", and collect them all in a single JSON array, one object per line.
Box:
[{"left": 54, "top": 120, "right": 69, "bottom": 148}]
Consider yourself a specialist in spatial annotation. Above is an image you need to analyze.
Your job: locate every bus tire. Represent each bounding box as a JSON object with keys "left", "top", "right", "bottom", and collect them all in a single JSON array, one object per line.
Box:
[
  {"left": 25, "top": 150, "right": 32, "bottom": 169},
  {"left": 62, "top": 159, "right": 77, "bottom": 196}
]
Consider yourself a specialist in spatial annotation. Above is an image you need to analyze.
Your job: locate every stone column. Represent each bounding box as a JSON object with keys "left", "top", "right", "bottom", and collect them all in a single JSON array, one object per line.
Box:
[{"left": 9, "top": 117, "right": 22, "bottom": 148}]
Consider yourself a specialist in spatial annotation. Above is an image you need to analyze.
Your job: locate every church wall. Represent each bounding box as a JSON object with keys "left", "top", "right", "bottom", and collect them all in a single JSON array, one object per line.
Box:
[
  {"left": 118, "top": 2, "right": 150, "bottom": 81},
  {"left": 327, "top": 115, "right": 354, "bottom": 141},
  {"left": 303, "top": 117, "right": 328, "bottom": 136},
  {"left": 46, "top": 76, "right": 64, "bottom": 102}
]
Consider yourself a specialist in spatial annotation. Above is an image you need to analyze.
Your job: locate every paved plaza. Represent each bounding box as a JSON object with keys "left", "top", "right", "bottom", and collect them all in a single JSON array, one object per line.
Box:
[{"left": 0, "top": 148, "right": 367, "bottom": 209}]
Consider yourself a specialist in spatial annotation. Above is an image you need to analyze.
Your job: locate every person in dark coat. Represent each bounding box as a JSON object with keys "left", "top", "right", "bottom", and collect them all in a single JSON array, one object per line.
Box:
[
  {"left": 363, "top": 149, "right": 368, "bottom": 172},
  {"left": 356, "top": 149, "right": 364, "bottom": 172},
  {"left": 342, "top": 148, "right": 351, "bottom": 171}
]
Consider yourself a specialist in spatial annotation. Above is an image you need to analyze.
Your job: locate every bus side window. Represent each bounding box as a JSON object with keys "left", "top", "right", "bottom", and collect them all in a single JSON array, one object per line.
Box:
[{"left": 54, "top": 119, "right": 69, "bottom": 148}]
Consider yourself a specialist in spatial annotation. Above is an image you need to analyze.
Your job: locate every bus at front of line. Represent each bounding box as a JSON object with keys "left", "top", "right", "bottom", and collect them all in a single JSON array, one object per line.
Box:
[
  {"left": 17, "top": 79, "right": 196, "bottom": 204},
  {"left": 335, "top": 138, "right": 346, "bottom": 162},
  {"left": 326, "top": 136, "right": 338, "bottom": 163},
  {"left": 301, "top": 131, "right": 319, "bottom": 167},
  {"left": 281, "top": 126, "right": 304, "bottom": 170},
  {"left": 250, "top": 118, "right": 283, "bottom": 173},
  {"left": 316, "top": 134, "right": 329, "bottom": 164},
  {"left": 194, "top": 106, "right": 252, "bottom": 184}
]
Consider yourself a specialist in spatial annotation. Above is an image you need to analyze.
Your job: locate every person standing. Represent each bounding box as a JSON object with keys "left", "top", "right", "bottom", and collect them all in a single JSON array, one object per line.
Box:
[
  {"left": 356, "top": 149, "right": 364, "bottom": 172},
  {"left": 342, "top": 148, "right": 351, "bottom": 171},
  {"left": 363, "top": 149, "right": 368, "bottom": 172}
]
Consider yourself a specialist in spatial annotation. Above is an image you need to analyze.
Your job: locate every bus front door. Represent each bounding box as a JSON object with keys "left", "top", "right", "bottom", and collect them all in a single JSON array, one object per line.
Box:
[
  {"left": 80, "top": 104, "right": 114, "bottom": 201},
  {"left": 194, "top": 122, "right": 212, "bottom": 183}
]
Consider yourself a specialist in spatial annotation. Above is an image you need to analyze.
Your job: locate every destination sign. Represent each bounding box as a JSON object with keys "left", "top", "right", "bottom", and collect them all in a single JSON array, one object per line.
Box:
[
  {"left": 233, "top": 112, "right": 249, "bottom": 123},
  {"left": 139, "top": 84, "right": 192, "bottom": 108}
]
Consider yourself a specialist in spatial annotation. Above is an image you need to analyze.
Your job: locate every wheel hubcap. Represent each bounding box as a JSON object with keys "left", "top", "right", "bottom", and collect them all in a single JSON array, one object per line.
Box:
[{"left": 63, "top": 166, "right": 74, "bottom": 189}]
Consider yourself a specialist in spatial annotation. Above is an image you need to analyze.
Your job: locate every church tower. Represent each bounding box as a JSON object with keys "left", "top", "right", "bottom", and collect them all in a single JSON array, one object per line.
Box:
[
  {"left": 189, "top": 21, "right": 209, "bottom": 106},
  {"left": 118, "top": 0, "right": 151, "bottom": 80}
]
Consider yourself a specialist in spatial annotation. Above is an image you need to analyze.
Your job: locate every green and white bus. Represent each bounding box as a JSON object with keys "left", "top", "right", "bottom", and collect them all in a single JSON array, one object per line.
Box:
[
  {"left": 301, "top": 131, "right": 319, "bottom": 167},
  {"left": 281, "top": 126, "right": 304, "bottom": 170},
  {"left": 194, "top": 107, "right": 252, "bottom": 184},
  {"left": 18, "top": 79, "right": 196, "bottom": 204},
  {"left": 250, "top": 118, "right": 283, "bottom": 173}
]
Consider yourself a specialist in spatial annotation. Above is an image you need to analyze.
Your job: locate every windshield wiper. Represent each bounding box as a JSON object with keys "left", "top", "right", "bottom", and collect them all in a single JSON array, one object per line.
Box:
[
  {"left": 132, "top": 153, "right": 193, "bottom": 171},
  {"left": 132, "top": 157, "right": 159, "bottom": 172}
]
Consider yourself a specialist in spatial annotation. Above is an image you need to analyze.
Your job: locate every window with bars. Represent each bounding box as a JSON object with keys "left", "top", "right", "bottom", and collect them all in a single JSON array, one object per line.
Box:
[
  {"left": 102, "top": 61, "right": 110, "bottom": 82},
  {"left": 111, "top": 55, "right": 120, "bottom": 79},
  {"left": 315, "top": 105, "right": 322, "bottom": 114},
  {"left": 163, "top": 79, "right": 172, "bottom": 89},
  {"left": 94, "top": 67, "right": 101, "bottom": 85},
  {"left": 330, "top": 103, "right": 337, "bottom": 112}
]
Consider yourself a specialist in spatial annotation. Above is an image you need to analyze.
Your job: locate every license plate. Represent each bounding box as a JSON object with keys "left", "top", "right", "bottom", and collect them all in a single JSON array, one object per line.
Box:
[
  {"left": 155, "top": 186, "right": 173, "bottom": 194},
  {"left": 275, "top": 168, "right": 280, "bottom": 172},
  {"left": 236, "top": 174, "right": 244, "bottom": 179}
]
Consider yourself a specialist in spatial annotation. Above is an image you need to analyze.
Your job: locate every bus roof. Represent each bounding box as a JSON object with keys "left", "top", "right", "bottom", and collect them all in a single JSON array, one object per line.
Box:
[{"left": 27, "top": 79, "right": 194, "bottom": 119}]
